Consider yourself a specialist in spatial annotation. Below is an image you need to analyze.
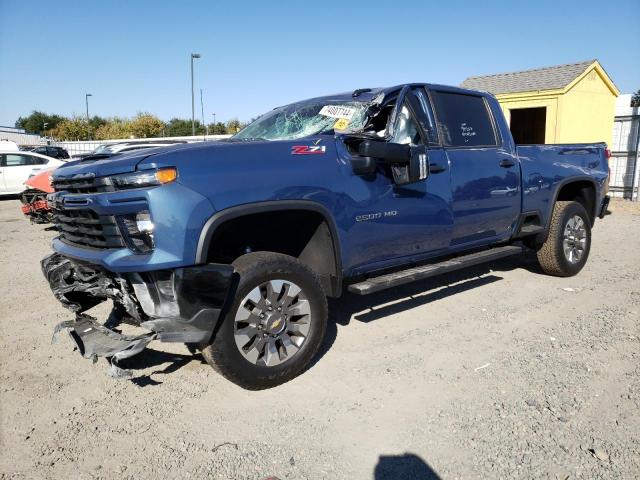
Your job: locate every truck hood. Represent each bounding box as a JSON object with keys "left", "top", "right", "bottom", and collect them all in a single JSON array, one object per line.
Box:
[
  {"left": 52, "top": 137, "right": 334, "bottom": 181},
  {"left": 52, "top": 149, "right": 158, "bottom": 179}
]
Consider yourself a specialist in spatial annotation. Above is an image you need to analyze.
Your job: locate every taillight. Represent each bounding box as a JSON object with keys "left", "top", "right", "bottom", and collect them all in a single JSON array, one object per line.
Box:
[{"left": 605, "top": 148, "right": 611, "bottom": 159}]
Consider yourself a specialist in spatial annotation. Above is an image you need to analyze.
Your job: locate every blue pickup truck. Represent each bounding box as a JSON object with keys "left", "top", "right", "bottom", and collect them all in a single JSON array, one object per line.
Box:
[{"left": 42, "top": 83, "right": 610, "bottom": 389}]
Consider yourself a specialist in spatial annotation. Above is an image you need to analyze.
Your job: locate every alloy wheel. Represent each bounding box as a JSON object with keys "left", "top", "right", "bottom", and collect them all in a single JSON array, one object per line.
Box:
[
  {"left": 233, "top": 279, "right": 311, "bottom": 366},
  {"left": 562, "top": 215, "right": 587, "bottom": 264}
]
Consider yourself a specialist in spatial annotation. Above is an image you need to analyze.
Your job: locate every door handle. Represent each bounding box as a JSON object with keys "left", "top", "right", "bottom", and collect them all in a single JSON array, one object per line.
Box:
[
  {"left": 429, "top": 163, "right": 446, "bottom": 174},
  {"left": 499, "top": 158, "right": 516, "bottom": 168}
]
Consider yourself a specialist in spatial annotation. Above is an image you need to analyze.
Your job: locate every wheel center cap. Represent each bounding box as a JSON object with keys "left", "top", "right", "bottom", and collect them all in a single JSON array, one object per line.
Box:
[{"left": 265, "top": 313, "right": 286, "bottom": 335}]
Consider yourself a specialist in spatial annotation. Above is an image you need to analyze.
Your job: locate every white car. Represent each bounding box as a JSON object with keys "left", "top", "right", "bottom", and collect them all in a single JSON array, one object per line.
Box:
[{"left": 0, "top": 151, "right": 65, "bottom": 194}]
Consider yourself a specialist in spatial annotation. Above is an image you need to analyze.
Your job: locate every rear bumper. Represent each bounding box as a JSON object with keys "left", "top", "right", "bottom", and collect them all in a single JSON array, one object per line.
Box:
[
  {"left": 42, "top": 253, "right": 235, "bottom": 373},
  {"left": 598, "top": 195, "right": 610, "bottom": 219}
]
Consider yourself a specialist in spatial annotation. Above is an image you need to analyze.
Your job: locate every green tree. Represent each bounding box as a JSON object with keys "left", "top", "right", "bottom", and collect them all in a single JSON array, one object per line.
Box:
[
  {"left": 207, "top": 122, "right": 228, "bottom": 135},
  {"left": 129, "top": 113, "right": 165, "bottom": 138},
  {"left": 631, "top": 89, "right": 640, "bottom": 108},
  {"left": 15, "top": 111, "right": 66, "bottom": 135},
  {"left": 94, "top": 118, "right": 133, "bottom": 140},
  {"left": 89, "top": 115, "right": 108, "bottom": 132},
  {"left": 165, "top": 118, "right": 205, "bottom": 136},
  {"left": 51, "top": 118, "right": 90, "bottom": 140},
  {"left": 225, "top": 118, "right": 245, "bottom": 134}
]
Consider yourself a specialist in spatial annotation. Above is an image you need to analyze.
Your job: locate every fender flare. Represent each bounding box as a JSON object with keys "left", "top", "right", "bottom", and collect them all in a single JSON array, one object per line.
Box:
[
  {"left": 543, "top": 176, "right": 599, "bottom": 235},
  {"left": 195, "top": 200, "right": 343, "bottom": 294}
]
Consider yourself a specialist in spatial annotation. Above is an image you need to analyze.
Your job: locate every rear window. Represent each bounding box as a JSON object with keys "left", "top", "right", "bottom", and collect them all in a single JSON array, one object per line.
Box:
[
  {"left": 430, "top": 91, "right": 497, "bottom": 147},
  {"left": 3, "top": 154, "right": 45, "bottom": 166}
]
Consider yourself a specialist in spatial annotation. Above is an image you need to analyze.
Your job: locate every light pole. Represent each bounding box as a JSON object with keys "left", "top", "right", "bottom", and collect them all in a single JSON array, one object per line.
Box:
[
  {"left": 85, "top": 93, "right": 92, "bottom": 140},
  {"left": 200, "top": 89, "right": 207, "bottom": 137},
  {"left": 190, "top": 53, "right": 201, "bottom": 136},
  {"left": 42, "top": 122, "right": 48, "bottom": 136}
]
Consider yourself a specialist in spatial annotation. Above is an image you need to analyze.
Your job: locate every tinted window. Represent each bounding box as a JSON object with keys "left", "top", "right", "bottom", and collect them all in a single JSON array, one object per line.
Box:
[
  {"left": 430, "top": 91, "right": 497, "bottom": 147},
  {"left": 4, "top": 154, "right": 31, "bottom": 166}
]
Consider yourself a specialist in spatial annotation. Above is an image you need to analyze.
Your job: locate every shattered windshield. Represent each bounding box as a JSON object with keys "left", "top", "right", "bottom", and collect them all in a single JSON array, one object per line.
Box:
[{"left": 232, "top": 101, "right": 370, "bottom": 141}]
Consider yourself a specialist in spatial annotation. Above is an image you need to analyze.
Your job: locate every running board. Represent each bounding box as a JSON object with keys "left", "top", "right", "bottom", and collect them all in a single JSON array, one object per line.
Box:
[{"left": 347, "top": 245, "right": 523, "bottom": 295}]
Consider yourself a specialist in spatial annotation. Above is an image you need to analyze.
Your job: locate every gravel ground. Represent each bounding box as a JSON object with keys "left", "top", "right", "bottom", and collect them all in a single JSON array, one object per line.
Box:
[{"left": 0, "top": 198, "right": 639, "bottom": 480}]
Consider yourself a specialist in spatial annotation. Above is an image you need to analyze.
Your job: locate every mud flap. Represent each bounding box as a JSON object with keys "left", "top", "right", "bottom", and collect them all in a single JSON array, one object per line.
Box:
[{"left": 53, "top": 314, "right": 156, "bottom": 378}]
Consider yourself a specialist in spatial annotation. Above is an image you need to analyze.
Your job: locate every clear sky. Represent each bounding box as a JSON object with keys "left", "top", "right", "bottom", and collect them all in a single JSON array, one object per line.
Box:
[{"left": 1, "top": 0, "right": 638, "bottom": 127}]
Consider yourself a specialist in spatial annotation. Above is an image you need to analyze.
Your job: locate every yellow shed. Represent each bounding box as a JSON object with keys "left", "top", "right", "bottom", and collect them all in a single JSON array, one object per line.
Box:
[{"left": 461, "top": 60, "right": 619, "bottom": 146}]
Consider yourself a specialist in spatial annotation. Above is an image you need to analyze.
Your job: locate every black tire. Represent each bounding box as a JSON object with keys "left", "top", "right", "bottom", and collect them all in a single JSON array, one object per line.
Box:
[
  {"left": 200, "top": 252, "right": 328, "bottom": 390},
  {"left": 536, "top": 201, "right": 591, "bottom": 277}
]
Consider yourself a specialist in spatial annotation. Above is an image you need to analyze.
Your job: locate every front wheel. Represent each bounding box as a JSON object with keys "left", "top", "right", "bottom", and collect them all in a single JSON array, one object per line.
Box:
[
  {"left": 536, "top": 201, "right": 591, "bottom": 277},
  {"left": 200, "top": 252, "right": 328, "bottom": 390}
]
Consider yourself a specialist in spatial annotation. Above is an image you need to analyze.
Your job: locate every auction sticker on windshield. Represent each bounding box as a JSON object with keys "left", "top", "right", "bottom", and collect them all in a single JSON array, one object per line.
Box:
[
  {"left": 333, "top": 118, "right": 350, "bottom": 131},
  {"left": 319, "top": 105, "right": 356, "bottom": 120}
]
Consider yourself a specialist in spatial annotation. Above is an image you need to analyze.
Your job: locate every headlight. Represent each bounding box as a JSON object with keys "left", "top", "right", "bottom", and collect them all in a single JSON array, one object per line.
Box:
[
  {"left": 111, "top": 167, "right": 177, "bottom": 189},
  {"left": 117, "top": 210, "right": 155, "bottom": 254}
]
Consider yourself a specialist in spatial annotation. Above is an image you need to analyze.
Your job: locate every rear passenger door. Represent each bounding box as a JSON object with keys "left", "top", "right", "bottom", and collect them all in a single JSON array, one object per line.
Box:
[
  {"left": 429, "top": 89, "right": 520, "bottom": 247},
  {"left": 2, "top": 154, "right": 34, "bottom": 191},
  {"left": 2, "top": 154, "right": 47, "bottom": 192}
]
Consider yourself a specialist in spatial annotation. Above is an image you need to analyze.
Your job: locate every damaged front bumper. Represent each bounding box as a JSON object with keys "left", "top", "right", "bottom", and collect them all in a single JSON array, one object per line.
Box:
[{"left": 42, "top": 253, "right": 235, "bottom": 374}]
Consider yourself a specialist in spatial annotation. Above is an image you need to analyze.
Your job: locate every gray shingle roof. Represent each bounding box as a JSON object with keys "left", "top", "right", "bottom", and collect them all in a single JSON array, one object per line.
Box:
[{"left": 460, "top": 60, "right": 596, "bottom": 95}]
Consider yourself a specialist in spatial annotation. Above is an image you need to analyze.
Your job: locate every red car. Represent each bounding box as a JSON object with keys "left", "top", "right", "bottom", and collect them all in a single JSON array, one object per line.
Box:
[{"left": 20, "top": 167, "right": 55, "bottom": 223}]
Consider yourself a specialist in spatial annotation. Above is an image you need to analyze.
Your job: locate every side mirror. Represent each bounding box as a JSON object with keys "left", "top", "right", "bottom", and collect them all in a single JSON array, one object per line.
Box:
[
  {"left": 358, "top": 140, "right": 411, "bottom": 164},
  {"left": 354, "top": 140, "right": 428, "bottom": 185}
]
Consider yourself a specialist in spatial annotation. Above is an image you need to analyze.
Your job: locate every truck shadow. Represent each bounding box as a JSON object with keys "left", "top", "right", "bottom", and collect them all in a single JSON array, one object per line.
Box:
[
  {"left": 121, "top": 348, "right": 208, "bottom": 387},
  {"left": 311, "top": 251, "right": 542, "bottom": 369}
]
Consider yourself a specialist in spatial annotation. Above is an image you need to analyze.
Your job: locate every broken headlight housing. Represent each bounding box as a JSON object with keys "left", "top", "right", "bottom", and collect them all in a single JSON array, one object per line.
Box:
[
  {"left": 117, "top": 210, "right": 155, "bottom": 254},
  {"left": 110, "top": 167, "right": 177, "bottom": 190}
]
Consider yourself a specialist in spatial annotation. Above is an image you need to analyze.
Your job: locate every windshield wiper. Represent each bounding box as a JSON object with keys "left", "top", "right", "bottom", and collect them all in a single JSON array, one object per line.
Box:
[
  {"left": 79, "top": 153, "right": 116, "bottom": 162},
  {"left": 226, "top": 137, "right": 267, "bottom": 143}
]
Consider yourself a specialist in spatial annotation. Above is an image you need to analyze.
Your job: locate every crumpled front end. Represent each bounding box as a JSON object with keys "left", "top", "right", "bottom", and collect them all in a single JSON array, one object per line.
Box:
[{"left": 42, "top": 253, "right": 235, "bottom": 377}]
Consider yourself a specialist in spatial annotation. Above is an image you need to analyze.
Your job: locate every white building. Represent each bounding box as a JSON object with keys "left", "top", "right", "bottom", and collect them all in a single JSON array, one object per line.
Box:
[
  {"left": 610, "top": 94, "right": 640, "bottom": 200},
  {"left": 0, "top": 126, "right": 45, "bottom": 146}
]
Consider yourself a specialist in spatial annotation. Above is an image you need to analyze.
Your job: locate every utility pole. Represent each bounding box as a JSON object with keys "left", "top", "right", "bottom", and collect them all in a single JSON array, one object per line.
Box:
[
  {"left": 190, "top": 53, "right": 201, "bottom": 136},
  {"left": 200, "top": 89, "right": 207, "bottom": 137},
  {"left": 85, "top": 93, "right": 92, "bottom": 140}
]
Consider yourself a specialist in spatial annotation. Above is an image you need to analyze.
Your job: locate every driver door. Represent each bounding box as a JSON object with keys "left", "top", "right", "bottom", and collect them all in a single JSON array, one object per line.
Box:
[{"left": 342, "top": 87, "right": 453, "bottom": 275}]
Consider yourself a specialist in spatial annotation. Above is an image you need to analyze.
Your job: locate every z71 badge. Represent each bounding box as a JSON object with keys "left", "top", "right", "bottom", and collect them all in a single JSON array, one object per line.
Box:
[{"left": 291, "top": 145, "right": 326, "bottom": 155}]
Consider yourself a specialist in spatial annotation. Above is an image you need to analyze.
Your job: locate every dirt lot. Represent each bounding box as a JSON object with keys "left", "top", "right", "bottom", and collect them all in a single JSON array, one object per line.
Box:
[{"left": 0, "top": 198, "right": 639, "bottom": 480}]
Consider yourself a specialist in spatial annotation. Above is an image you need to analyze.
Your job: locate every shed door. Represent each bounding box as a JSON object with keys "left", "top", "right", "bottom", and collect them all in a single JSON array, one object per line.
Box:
[{"left": 510, "top": 107, "right": 546, "bottom": 144}]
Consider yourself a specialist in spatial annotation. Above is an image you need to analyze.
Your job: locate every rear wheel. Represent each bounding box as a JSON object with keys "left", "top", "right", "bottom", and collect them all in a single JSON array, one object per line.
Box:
[
  {"left": 536, "top": 201, "right": 591, "bottom": 277},
  {"left": 200, "top": 252, "right": 327, "bottom": 390}
]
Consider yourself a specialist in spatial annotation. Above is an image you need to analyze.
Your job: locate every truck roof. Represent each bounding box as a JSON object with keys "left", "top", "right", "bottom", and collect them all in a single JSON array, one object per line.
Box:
[{"left": 285, "top": 83, "right": 492, "bottom": 107}]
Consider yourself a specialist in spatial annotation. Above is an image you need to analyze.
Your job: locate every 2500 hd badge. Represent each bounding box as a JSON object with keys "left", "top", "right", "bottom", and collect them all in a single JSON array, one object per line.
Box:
[{"left": 356, "top": 211, "right": 399, "bottom": 222}]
